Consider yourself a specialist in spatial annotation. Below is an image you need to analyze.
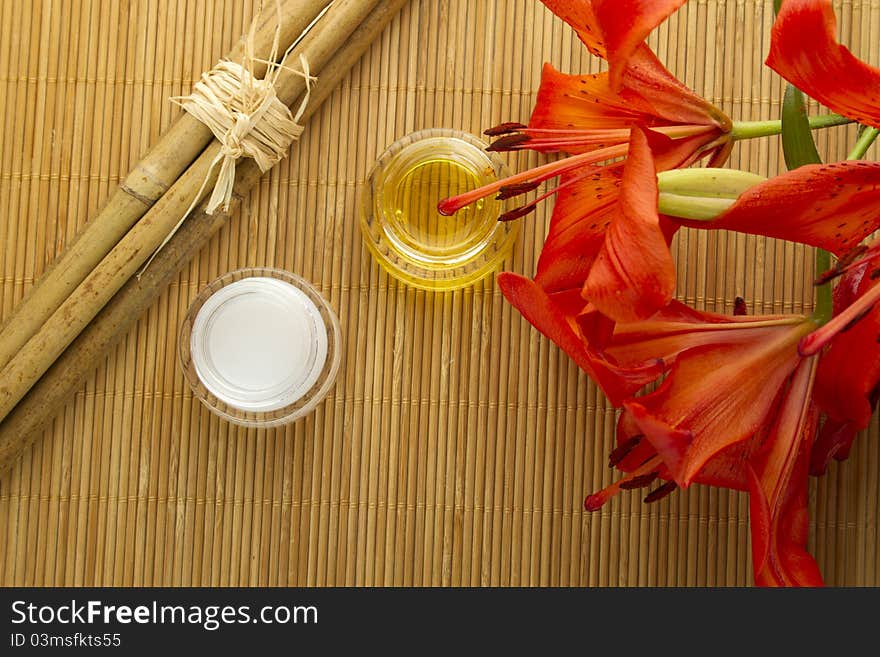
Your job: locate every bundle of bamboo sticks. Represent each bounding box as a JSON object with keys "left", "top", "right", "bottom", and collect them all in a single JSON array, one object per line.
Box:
[{"left": 0, "top": 0, "right": 410, "bottom": 474}]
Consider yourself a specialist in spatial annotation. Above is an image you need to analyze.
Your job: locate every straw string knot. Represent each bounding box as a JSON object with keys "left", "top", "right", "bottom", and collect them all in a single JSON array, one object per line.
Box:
[{"left": 172, "top": 56, "right": 312, "bottom": 215}]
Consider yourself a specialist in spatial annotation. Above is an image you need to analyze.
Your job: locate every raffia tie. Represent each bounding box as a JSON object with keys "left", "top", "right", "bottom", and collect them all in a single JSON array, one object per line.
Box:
[{"left": 173, "top": 55, "right": 310, "bottom": 216}]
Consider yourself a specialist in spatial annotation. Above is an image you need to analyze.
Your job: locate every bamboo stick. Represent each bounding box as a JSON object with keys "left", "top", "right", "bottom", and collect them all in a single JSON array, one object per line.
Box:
[
  {"left": 0, "top": 0, "right": 331, "bottom": 373},
  {"left": 0, "top": 0, "right": 410, "bottom": 475},
  {"left": 0, "top": 0, "right": 388, "bottom": 428}
]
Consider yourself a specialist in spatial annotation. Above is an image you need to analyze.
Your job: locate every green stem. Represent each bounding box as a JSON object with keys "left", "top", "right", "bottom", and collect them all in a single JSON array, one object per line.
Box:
[
  {"left": 847, "top": 126, "right": 880, "bottom": 160},
  {"left": 813, "top": 250, "right": 833, "bottom": 326},
  {"left": 731, "top": 114, "right": 852, "bottom": 141}
]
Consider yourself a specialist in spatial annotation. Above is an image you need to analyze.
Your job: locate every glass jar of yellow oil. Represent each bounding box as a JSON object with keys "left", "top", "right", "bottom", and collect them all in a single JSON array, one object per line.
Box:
[{"left": 359, "top": 128, "right": 520, "bottom": 291}]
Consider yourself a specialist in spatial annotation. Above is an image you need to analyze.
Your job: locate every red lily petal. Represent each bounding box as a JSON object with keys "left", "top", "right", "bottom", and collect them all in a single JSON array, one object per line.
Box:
[
  {"left": 576, "top": 302, "right": 807, "bottom": 416},
  {"left": 528, "top": 63, "right": 716, "bottom": 148},
  {"left": 527, "top": 65, "right": 660, "bottom": 153},
  {"left": 581, "top": 304, "right": 803, "bottom": 374},
  {"left": 624, "top": 402, "right": 694, "bottom": 485},
  {"left": 618, "top": 46, "right": 731, "bottom": 133},
  {"left": 615, "top": 405, "right": 759, "bottom": 491},
  {"left": 749, "top": 466, "right": 824, "bottom": 586},
  {"left": 497, "top": 273, "right": 648, "bottom": 403},
  {"left": 746, "top": 465, "right": 773, "bottom": 578},
  {"left": 691, "top": 161, "right": 880, "bottom": 255},
  {"left": 582, "top": 127, "right": 675, "bottom": 322},
  {"left": 692, "top": 439, "right": 754, "bottom": 492},
  {"left": 770, "top": 489, "right": 824, "bottom": 587},
  {"left": 767, "top": 0, "right": 880, "bottom": 129},
  {"left": 592, "top": 0, "right": 687, "bottom": 91},
  {"left": 747, "top": 359, "right": 818, "bottom": 579},
  {"left": 748, "top": 381, "right": 824, "bottom": 588},
  {"left": 534, "top": 167, "right": 622, "bottom": 291},
  {"left": 539, "top": 0, "right": 608, "bottom": 59}
]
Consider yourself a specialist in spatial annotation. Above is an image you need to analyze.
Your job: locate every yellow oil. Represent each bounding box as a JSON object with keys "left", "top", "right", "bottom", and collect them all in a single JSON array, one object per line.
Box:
[
  {"left": 361, "top": 130, "right": 519, "bottom": 291},
  {"left": 382, "top": 156, "right": 500, "bottom": 263}
]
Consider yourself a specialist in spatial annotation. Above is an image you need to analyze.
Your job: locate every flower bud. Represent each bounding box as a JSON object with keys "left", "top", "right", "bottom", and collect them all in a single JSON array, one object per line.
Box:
[{"left": 657, "top": 168, "right": 765, "bottom": 221}]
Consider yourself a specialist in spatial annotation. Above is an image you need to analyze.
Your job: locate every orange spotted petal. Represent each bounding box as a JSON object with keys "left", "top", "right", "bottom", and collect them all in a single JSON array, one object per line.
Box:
[
  {"left": 592, "top": 0, "right": 687, "bottom": 91},
  {"left": 529, "top": 63, "right": 685, "bottom": 142},
  {"left": 582, "top": 127, "right": 675, "bottom": 322},
  {"left": 539, "top": 0, "right": 608, "bottom": 59},
  {"left": 767, "top": 0, "right": 880, "bottom": 129},
  {"left": 616, "top": 45, "right": 731, "bottom": 132},
  {"left": 534, "top": 167, "right": 623, "bottom": 291}
]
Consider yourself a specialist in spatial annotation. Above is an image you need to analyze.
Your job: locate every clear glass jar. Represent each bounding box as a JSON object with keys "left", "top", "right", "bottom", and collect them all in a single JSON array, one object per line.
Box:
[{"left": 178, "top": 267, "right": 341, "bottom": 428}]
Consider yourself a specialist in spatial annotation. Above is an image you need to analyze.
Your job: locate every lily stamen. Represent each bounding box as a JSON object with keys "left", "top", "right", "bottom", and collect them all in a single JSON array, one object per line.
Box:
[
  {"left": 437, "top": 143, "right": 629, "bottom": 216},
  {"left": 644, "top": 481, "right": 679, "bottom": 504},
  {"left": 584, "top": 454, "right": 665, "bottom": 511},
  {"left": 608, "top": 435, "right": 643, "bottom": 468},
  {"left": 498, "top": 164, "right": 622, "bottom": 222},
  {"left": 486, "top": 124, "right": 719, "bottom": 153},
  {"left": 483, "top": 122, "right": 527, "bottom": 136},
  {"left": 618, "top": 471, "right": 660, "bottom": 490}
]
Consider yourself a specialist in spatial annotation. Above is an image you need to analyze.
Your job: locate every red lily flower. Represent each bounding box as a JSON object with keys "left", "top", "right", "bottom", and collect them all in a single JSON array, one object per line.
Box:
[
  {"left": 576, "top": 301, "right": 824, "bottom": 586},
  {"left": 437, "top": 0, "right": 732, "bottom": 234},
  {"left": 498, "top": 267, "right": 879, "bottom": 585},
  {"left": 520, "top": 0, "right": 729, "bottom": 158},
  {"left": 604, "top": 357, "right": 824, "bottom": 587},
  {"left": 767, "top": 0, "right": 880, "bottom": 129}
]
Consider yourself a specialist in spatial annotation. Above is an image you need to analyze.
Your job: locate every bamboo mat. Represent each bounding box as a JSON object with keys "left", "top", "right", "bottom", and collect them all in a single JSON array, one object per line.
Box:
[{"left": 1, "top": 0, "right": 879, "bottom": 587}]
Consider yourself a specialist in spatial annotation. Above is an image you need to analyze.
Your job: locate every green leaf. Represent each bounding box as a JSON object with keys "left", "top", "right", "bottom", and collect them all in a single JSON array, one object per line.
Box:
[
  {"left": 781, "top": 84, "right": 822, "bottom": 169},
  {"left": 779, "top": 83, "right": 831, "bottom": 324}
]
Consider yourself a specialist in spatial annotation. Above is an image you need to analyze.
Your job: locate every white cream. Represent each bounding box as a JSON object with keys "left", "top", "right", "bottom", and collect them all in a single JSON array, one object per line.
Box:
[{"left": 189, "top": 277, "right": 328, "bottom": 412}]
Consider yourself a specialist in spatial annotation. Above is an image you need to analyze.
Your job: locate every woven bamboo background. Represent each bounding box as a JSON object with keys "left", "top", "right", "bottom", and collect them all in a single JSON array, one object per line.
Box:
[{"left": 1, "top": 0, "right": 879, "bottom": 587}]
